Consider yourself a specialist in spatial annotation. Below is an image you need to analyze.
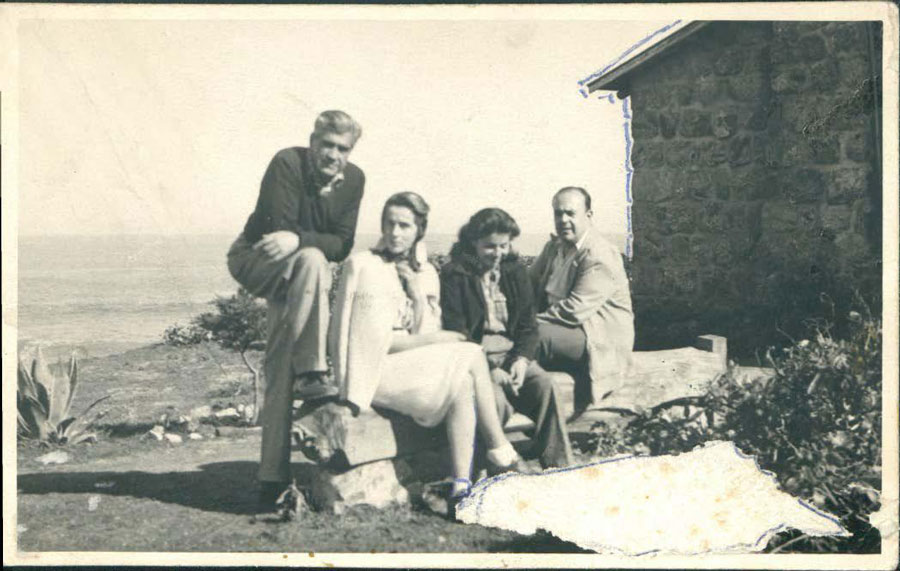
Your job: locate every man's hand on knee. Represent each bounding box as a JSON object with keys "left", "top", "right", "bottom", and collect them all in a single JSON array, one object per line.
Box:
[
  {"left": 254, "top": 231, "right": 300, "bottom": 261},
  {"left": 490, "top": 367, "right": 519, "bottom": 397}
]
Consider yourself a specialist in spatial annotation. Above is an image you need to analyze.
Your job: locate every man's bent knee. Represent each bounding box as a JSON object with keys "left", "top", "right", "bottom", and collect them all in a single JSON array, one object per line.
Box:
[{"left": 295, "top": 247, "right": 328, "bottom": 268}]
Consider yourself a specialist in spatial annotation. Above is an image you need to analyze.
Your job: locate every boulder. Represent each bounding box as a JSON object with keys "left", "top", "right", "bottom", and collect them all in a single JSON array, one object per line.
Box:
[{"left": 304, "top": 449, "right": 449, "bottom": 513}]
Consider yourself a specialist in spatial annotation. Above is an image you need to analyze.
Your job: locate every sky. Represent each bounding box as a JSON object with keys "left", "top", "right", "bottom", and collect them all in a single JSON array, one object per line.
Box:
[{"left": 17, "top": 17, "right": 674, "bottom": 241}]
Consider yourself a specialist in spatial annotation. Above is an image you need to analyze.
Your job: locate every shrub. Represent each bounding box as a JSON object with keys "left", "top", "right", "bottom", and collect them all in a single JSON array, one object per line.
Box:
[
  {"left": 18, "top": 348, "right": 109, "bottom": 445},
  {"left": 588, "top": 307, "right": 882, "bottom": 553},
  {"left": 189, "top": 288, "right": 267, "bottom": 423},
  {"left": 162, "top": 323, "right": 210, "bottom": 346}
]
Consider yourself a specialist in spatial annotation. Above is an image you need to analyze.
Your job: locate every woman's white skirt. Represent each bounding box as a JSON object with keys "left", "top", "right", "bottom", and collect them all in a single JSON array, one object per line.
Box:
[{"left": 372, "top": 341, "right": 483, "bottom": 428}]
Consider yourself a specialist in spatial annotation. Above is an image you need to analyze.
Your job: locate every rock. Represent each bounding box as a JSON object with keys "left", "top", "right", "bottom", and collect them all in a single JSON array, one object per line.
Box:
[
  {"left": 307, "top": 459, "right": 410, "bottom": 513},
  {"left": 215, "top": 426, "right": 245, "bottom": 438},
  {"left": 164, "top": 433, "right": 183, "bottom": 444},
  {"left": 296, "top": 401, "right": 445, "bottom": 468},
  {"left": 147, "top": 425, "right": 165, "bottom": 441},
  {"left": 188, "top": 432, "right": 203, "bottom": 441},
  {"left": 215, "top": 407, "right": 240, "bottom": 420},
  {"left": 36, "top": 451, "right": 70, "bottom": 465},
  {"left": 306, "top": 450, "right": 448, "bottom": 513},
  {"left": 189, "top": 405, "right": 213, "bottom": 420}
]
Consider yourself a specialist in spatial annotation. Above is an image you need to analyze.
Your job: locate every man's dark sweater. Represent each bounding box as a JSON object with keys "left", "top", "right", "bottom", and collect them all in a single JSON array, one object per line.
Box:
[{"left": 242, "top": 147, "right": 365, "bottom": 262}]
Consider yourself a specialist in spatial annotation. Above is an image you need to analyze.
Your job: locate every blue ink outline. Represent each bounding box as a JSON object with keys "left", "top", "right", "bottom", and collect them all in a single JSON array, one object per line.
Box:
[
  {"left": 577, "top": 19, "right": 683, "bottom": 93},
  {"left": 622, "top": 97, "right": 634, "bottom": 259}
]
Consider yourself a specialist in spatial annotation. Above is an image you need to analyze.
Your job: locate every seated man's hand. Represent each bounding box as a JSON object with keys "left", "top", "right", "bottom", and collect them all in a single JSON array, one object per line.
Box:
[
  {"left": 490, "top": 367, "right": 519, "bottom": 396},
  {"left": 509, "top": 357, "right": 529, "bottom": 391},
  {"left": 254, "top": 231, "right": 300, "bottom": 261}
]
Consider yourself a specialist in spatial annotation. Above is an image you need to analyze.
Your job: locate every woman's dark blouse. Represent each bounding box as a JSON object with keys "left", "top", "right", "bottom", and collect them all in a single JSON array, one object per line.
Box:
[{"left": 439, "top": 256, "right": 540, "bottom": 371}]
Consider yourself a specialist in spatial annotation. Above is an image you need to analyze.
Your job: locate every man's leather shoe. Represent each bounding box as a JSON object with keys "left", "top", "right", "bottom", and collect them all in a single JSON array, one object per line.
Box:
[
  {"left": 293, "top": 373, "right": 339, "bottom": 400},
  {"left": 257, "top": 481, "right": 288, "bottom": 514}
]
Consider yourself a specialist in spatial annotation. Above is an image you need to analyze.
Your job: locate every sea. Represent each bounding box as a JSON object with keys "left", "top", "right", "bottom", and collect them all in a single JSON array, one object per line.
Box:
[{"left": 16, "top": 232, "right": 625, "bottom": 360}]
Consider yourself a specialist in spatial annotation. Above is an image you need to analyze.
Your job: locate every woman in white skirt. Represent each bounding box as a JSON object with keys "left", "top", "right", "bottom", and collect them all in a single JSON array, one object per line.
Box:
[{"left": 329, "top": 192, "right": 525, "bottom": 510}]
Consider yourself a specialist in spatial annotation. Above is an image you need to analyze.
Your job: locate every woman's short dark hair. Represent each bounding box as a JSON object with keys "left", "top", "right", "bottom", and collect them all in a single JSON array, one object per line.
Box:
[
  {"left": 449, "top": 207, "right": 520, "bottom": 267},
  {"left": 378, "top": 191, "right": 430, "bottom": 270}
]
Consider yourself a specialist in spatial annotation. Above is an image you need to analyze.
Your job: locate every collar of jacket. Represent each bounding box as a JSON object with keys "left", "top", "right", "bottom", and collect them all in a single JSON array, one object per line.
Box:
[{"left": 444, "top": 255, "right": 519, "bottom": 277}]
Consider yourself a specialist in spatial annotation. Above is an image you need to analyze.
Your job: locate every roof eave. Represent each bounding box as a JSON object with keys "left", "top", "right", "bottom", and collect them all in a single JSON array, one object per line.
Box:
[{"left": 586, "top": 21, "right": 712, "bottom": 95}]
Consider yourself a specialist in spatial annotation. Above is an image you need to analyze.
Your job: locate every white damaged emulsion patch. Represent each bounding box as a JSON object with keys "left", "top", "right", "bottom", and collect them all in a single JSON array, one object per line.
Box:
[{"left": 456, "top": 441, "right": 848, "bottom": 555}]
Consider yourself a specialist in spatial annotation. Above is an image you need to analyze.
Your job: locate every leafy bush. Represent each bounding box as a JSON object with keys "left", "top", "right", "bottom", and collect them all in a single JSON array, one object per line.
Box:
[
  {"left": 164, "top": 288, "right": 267, "bottom": 423},
  {"left": 18, "top": 348, "right": 109, "bottom": 445},
  {"left": 162, "top": 323, "right": 210, "bottom": 346},
  {"left": 589, "top": 308, "right": 882, "bottom": 553}
]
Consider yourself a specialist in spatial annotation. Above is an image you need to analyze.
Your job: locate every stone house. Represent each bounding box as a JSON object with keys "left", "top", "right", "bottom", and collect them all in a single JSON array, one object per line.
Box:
[{"left": 584, "top": 21, "right": 883, "bottom": 356}]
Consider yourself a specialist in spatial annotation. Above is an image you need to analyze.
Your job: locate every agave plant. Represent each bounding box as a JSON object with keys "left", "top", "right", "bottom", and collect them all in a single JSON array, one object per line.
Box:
[{"left": 17, "top": 347, "right": 109, "bottom": 444}]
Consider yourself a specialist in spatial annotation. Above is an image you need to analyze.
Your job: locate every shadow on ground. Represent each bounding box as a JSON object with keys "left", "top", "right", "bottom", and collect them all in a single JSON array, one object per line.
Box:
[
  {"left": 17, "top": 461, "right": 318, "bottom": 516},
  {"left": 490, "top": 530, "right": 592, "bottom": 553}
]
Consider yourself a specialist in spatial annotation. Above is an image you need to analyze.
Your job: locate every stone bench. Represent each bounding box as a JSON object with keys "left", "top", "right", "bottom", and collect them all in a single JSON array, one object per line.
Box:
[{"left": 291, "top": 335, "right": 727, "bottom": 512}]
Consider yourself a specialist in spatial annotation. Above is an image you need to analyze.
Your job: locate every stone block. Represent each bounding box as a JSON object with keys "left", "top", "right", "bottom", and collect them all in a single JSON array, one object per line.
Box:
[
  {"left": 837, "top": 55, "right": 872, "bottom": 89},
  {"left": 761, "top": 202, "right": 821, "bottom": 235},
  {"left": 635, "top": 169, "right": 678, "bottom": 203},
  {"left": 712, "top": 111, "right": 737, "bottom": 139},
  {"left": 305, "top": 451, "right": 448, "bottom": 513},
  {"left": 659, "top": 110, "right": 680, "bottom": 138},
  {"left": 806, "top": 60, "right": 839, "bottom": 91},
  {"left": 778, "top": 95, "right": 825, "bottom": 132},
  {"left": 772, "top": 67, "right": 808, "bottom": 94},
  {"left": 727, "top": 135, "right": 753, "bottom": 167},
  {"left": 714, "top": 50, "right": 743, "bottom": 75},
  {"left": 822, "top": 205, "right": 852, "bottom": 234},
  {"left": 679, "top": 109, "right": 713, "bottom": 138},
  {"left": 843, "top": 130, "right": 871, "bottom": 162},
  {"left": 728, "top": 73, "right": 769, "bottom": 102},
  {"left": 632, "top": 112, "right": 659, "bottom": 138},
  {"left": 694, "top": 335, "right": 727, "bottom": 370},
  {"left": 631, "top": 139, "right": 664, "bottom": 169},
  {"left": 826, "top": 166, "right": 868, "bottom": 204},
  {"left": 695, "top": 76, "right": 730, "bottom": 105},
  {"left": 671, "top": 84, "right": 694, "bottom": 106},
  {"left": 744, "top": 104, "right": 774, "bottom": 131},
  {"left": 670, "top": 234, "right": 690, "bottom": 258},
  {"left": 849, "top": 199, "right": 867, "bottom": 234},
  {"left": 665, "top": 141, "right": 703, "bottom": 170},
  {"left": 797, "top": 34, "right": 827, "bottom": 62},
  {"left": 782, "top": 167, "right": 827, "bottom": 203},
  {"left": 685, "top": 170, "right": 713, "bottom": 199},
  {"left": 744, "top": 45, "right": 772, "bottom": 74},
  {"left": 296, "top": 402, "right": 445, "bottom": 468},
  {"left": 829, "top": 22, "right": 865, "bottom": 53}
]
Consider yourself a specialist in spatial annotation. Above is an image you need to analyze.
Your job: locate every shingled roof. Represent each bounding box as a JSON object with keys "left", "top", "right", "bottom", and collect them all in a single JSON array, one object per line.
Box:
[{"left": 585, "top": 21, "right": 711, "bottom": 95}]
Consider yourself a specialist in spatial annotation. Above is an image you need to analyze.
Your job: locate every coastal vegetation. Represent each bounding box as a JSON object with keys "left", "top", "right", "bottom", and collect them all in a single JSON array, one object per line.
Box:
[
  {"left": 588, "top": 305, "right": 883, "bottom": 553},
  {"left": 17, "top": 348, "right": 109, "bottom": 445}
]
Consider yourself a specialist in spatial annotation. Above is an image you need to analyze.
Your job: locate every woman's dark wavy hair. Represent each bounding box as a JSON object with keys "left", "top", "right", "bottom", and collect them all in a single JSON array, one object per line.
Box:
[
  {"left": 375, "top": 191, "right": 430, "bottom": 271},
  {"left": 449, "top": 207, "right": 520, "bottom": 271}
]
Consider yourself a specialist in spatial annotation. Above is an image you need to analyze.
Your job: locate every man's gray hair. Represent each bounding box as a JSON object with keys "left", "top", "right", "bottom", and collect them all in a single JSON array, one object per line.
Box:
[{"left": 313, "top": 110, "right": 362, "bottom": 144}]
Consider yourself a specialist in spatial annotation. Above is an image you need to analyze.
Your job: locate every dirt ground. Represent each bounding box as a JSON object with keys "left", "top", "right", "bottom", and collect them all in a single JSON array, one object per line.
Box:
[{"left": 15, "top": 343, "right": 589, "bottom": 553}]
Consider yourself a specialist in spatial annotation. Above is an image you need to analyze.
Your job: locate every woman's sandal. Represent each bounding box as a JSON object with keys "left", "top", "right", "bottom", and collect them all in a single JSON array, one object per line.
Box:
[{"left": 421, "top": 478, "right": 472, "bottom": 521}]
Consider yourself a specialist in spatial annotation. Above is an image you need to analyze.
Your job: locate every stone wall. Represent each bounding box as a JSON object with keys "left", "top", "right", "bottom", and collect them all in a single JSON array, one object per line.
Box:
[{"left": 627, "top": 21, "right": 882, "bottom": 356}]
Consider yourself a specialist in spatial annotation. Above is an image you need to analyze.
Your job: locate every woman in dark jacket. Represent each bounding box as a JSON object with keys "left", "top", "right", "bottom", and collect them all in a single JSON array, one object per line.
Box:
[{"left": 440, "top": 208, "right": 573, "bottom": 468}]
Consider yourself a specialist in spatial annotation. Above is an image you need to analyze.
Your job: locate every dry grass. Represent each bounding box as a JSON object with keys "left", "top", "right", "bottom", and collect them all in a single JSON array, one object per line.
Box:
[{"left": 16, "top": 343, "right": 583, "bottom": 554}]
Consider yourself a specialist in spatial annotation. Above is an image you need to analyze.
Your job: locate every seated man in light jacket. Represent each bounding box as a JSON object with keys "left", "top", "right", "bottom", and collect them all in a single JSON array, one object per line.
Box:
[{"left": 529, "top": 187, "right": 634, "bottom": 415}]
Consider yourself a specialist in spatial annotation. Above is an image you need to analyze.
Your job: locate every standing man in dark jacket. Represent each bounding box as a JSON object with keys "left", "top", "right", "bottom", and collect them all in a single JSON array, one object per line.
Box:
[
  {"left": 440, "top": 208, "right": 573, "bottom": 469},
  {"left": 227, "top": 110, "right": 364, "bottom": 509}
]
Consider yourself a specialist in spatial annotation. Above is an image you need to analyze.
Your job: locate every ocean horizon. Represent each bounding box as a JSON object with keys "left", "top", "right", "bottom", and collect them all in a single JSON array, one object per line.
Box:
[{"left": 17, "top": 232, "right": 626, "bottom": 360}]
